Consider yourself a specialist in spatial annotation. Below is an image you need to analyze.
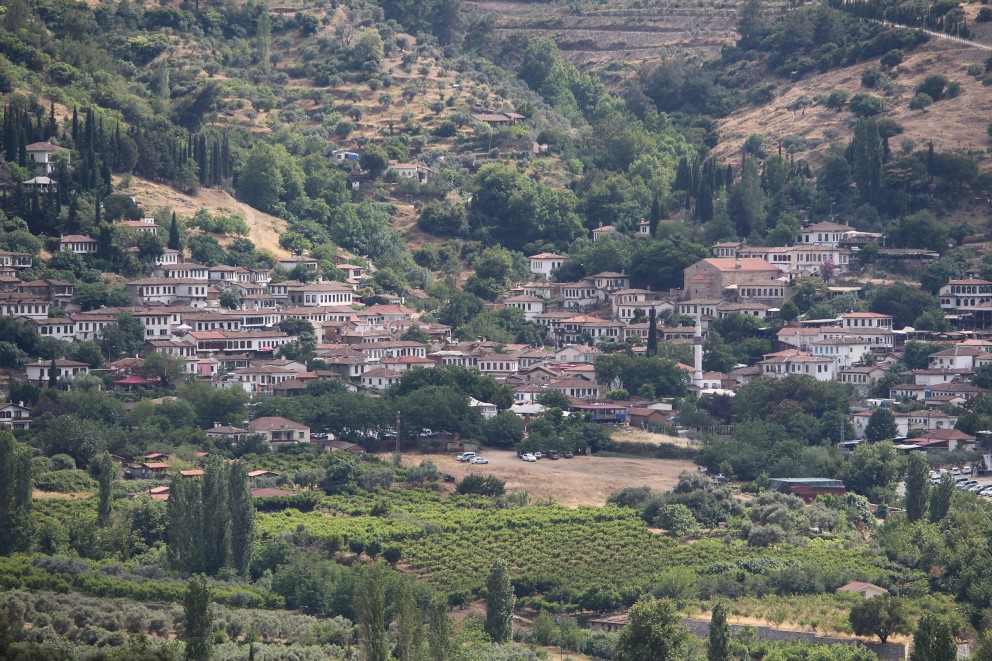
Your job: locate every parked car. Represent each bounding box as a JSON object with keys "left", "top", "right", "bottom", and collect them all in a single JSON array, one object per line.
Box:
[
  {"left": 563, "top": 451, "right": 573, "bottom": 459},
  {"left": 456, "top": 452, "right": 476, "bottom": 462},
  {"left": 547, "top": 451, "right": 559, "bottom": 460},
  {"left": 533, "top": 452, "right": 543, "bottom": 459},
  {"left": 443, "top": 474, "right": 456, "bottom": 483},
  {"left": 521, "top": 453, "right": 537, "bottom": 462},
  {"left": 470, "top": 456, "right": 489, "bottom": 464},
  {"left": 951, "top": 467, "right": 962, "bottom": 475},
  {"left": 962, "top": 466, "right": 973, "bottom": 475}
]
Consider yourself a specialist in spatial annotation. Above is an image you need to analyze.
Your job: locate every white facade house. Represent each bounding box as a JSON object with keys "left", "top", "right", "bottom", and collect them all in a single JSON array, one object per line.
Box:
[
  {"left": 59, "top": 235, "right": 98, "bottom": 254},
  {"left": 26, "top": 142, "right": 70, "bottom": 175},
  {"left": 25, "top": 359, "right": 90, "bottom": 385},
  {"left": 757, "top": 350, "right": 835, "bottom": 382},
  {"left": 503, "top": 295, "right": 544, "bottom": 321},
  {"left": 529, "top": 253, "right": 566, "bottom": 279},
  {"left": 798, "top": 221, "right": 854, "bottom": 247},
  {"left": 939, "top": 279, "right": 992, "bottom": 311}
]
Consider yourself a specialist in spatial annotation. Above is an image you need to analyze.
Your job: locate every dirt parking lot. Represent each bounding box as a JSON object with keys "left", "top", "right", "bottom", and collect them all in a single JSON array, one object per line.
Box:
[{"left": 405, "top": 450, "right": 696, "bottom": 507}]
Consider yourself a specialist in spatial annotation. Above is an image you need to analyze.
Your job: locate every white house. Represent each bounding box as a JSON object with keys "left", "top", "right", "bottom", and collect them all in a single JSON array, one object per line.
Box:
[
  {"left": 25, "top": 359, "right": 90, "bottom": 385},
  {"left": 529, "top": 252, "right": 566, "bottom": 279},
  {"left": 503, "top": 294, "right": 544, "bottom": 321},
  {"left": 468, "top": 397, "right": 498, "bottom": 420},
  {"left": 0, "top": 402, "right": 32, "bottom": 430},
  {"left": 58, "top": 235, "right": 98, "bottom": 254},
  {"left": 25, "top": 142, "right": 70, "bottom": 175},
  {"left": 798, "top": 221, "right": 854, "bottom": 247},
  {"left": 939, "top": 279, "right": 992, "bottom": 311},
  {"left": 756, "top": 350, "right": 835, "bottom": 382}
]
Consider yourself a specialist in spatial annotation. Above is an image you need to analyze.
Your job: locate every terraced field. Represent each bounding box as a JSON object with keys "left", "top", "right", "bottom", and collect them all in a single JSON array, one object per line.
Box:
[{"left": 464, "top": 0, "right": 794, "bottom": 69}]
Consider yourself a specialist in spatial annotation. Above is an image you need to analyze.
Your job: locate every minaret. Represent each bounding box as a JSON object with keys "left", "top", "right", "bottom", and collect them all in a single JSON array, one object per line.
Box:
[{"left": 693, "top": 313, "right": 703, "bottom": 389}]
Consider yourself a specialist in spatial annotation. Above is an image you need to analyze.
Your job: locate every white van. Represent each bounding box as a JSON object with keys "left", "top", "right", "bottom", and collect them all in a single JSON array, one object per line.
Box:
[{"left": 456, "top": 452, "right": 476, "bottom": 462}]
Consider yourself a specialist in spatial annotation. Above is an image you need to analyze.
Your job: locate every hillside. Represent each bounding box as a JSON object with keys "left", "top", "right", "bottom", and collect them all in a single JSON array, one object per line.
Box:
[
  {"left": 711, "top": 34, "right": 992, "bottom": 169},
  {"left": 114, "top": 176, "right": 293, "bottom": 258}
]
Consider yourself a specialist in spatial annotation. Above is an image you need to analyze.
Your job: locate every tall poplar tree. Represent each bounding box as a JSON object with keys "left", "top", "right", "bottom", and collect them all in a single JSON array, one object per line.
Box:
[
  {"left": 183, "top": 575, "right": 214, "bottom": 661},
  {"left": 393, "top": 579, "right": 422, "bottom": 661},
  {"left": 0, "top": 431, "right": 33, "bottom": 555},
  {"left": 708, "top": 601, "right": 731, "bottom": 661},
  {"left": 201, "top": 458, "right": 231, "bottom": 575},
  {"left": 91, "top": 452, "right": 116, "bottom": 527},
  {"left": 167, "top": 474, "right": 204, "bottom": 572},
  {"left": 426, "top": 595, "right": 453, "bottom": 661},
  {"left": 228, "top": 462, "right": 255, "bottom": 577},
  {"left": 484, "top": 559, "right": 515, "bottom": 643},
  {"left": 904, "top": 451, "right": 930, "bottom": 522},
  {"left": 356, "top": 561, "right": 388, "bottom": 661}
]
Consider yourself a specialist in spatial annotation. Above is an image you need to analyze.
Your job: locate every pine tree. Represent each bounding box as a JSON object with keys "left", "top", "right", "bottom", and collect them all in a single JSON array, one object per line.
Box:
[
  {"left": 168, "top": 212, "right": 181, "bottom": 250},
  {"left": 182, "top": 575, "right": 214, "bottom": 661},
  {"left": 647, "top": 307, "right": 658, "bottom": 357},
  {"left": 484, "top": 559, "right": 515, "bottom": 643},
  {"left": 228, "top": 462, "right": 255, "bottom": 577},
  {"left": 356, "top": 561, "right": 389, "bottom": 661},
  {"left": 92, "top": 452, "right": 116, "bottom": 527},
  {"left": 0, "top": 431, "right": 33, "bottom": 555},
  {"left": 707, "top": 601, "right": 731, "bottom": 661}
]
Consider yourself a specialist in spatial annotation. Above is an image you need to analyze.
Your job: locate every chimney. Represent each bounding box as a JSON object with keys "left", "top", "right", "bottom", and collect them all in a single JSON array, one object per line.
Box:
[{"left": 735, "top": 257, "right": 741, "bottom": 270}]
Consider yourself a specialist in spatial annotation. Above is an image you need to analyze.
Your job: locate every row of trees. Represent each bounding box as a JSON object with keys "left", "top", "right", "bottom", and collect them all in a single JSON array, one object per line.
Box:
[{"left": 167, "top": 459, "right": 255, "bottom": 576}]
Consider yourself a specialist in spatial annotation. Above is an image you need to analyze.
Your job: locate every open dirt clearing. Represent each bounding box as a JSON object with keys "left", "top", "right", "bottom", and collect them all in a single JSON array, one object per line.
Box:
[{"left": 406, "top": 450, "right": 695, "bottom": 506}]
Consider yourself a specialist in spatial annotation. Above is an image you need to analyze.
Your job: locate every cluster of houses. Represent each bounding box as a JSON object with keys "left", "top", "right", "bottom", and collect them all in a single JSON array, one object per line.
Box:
[{"left": 0, "top": 188, "right": 985, "bottom": 455}]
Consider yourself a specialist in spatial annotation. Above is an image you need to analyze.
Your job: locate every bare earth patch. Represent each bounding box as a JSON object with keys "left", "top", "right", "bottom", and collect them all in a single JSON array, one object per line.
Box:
[
  {"left": 612, "top": 427, "right": 693, "bottom": 447},
  {"left": 405, "top": 449, "right": 695, "bottom": 506},
  {"left": 32, "top": 490, "right": 93, "bottom": 500},
  {"left": 114, "top": 176, "right": 292, "bottom": 258}
]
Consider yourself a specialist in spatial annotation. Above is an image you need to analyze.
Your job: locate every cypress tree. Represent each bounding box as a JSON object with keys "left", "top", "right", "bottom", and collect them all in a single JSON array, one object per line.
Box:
[
  {"left": 168, "top": 212, "right": 181, "bottom": 250},
  {"left": 71, "top": 106, "right": 79, "bottom": 145},
  {"left": 0, "top": 431, "right": 34, "bottom": 555},
  {"left": 697, "top": 180, "right": 714, "bottom": 223},
  {"left": 484, "top": 559, "right": 515, "bottom": 643},
  {"left": 648, "top": 194, "right": 662, "bottom": 237},
  {"left": 48, "top": 357, "right": 57, "bottom": 389},
  {"left": 647, "top": 307, "right": 658, "bottom": 357}
]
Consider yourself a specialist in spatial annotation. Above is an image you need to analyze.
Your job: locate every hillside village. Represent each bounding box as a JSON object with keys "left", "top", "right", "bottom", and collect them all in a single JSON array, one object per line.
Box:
[
  {"left": 1, "top": 181, "right": 990, "bottom": 460},
  {"left": 7, "top": 0, "right": 992, "bottom": 658}
]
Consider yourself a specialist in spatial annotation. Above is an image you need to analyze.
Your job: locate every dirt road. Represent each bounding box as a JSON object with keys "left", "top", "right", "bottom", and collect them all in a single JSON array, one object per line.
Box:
[{"left": 407, "top": 450, "right": 695, "bottom": 506}]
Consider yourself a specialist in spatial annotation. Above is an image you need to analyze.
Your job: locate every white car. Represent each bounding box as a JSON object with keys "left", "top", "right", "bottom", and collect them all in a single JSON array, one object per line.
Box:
[
  {"left": 456, "top": 452, "right": 477, "bottom": 462},
  {"left": 951, "top": 467, "right": 961, "bottom": 475},
  {"left": 470, "top": 456, "right": 489, "bottom": 464},
  {"left": 962, "top": 466, "right": 973, "bottom": 475},
  {"left": 533, "top": 451, "right": 543, "bottom": 459},
  {"left": 521, "top": 453, "right": 537, "bottom": 462}
]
